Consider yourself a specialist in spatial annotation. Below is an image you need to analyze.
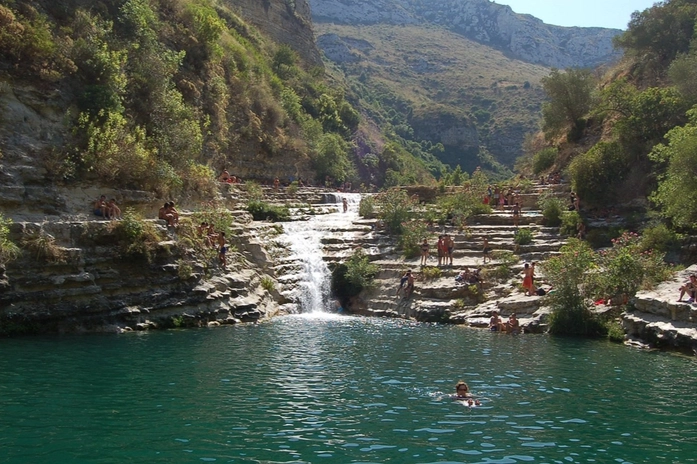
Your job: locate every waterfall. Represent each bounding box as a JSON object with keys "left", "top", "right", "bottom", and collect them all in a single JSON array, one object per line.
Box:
[{"left": 281, "top": 193, "right": 361, "bottom": 313}]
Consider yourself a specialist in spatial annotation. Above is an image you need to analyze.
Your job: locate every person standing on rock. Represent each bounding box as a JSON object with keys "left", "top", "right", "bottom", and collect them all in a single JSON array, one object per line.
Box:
[
  {"left": 397, "top": 270, "right": 411, "bottom": 297},
  {"left": 512, "top": 202, "right": 520, "bottom": 228},
  {"left": 446, "top": 234, "right": 454, "bottom": 266},
  {"left": 342, "top": 197, "right": 348, "bottom": 213},
  {"left": 404, "top": 270, "right": 415, "bottom": 298},
  {"left": 420, "top": 238, "right": 430, "bottom": 266},
  {"left": 523, "top": 262, "right": 536, "bottom": 296},
  {"left": 437, "top": 235, "right": 447, "bottom": 266},
  {"left": 482, "top": 237, "right": 491, "bottom": 264},
  {"left": 218, "top": 231, "right": 227, "bottom": 268}
]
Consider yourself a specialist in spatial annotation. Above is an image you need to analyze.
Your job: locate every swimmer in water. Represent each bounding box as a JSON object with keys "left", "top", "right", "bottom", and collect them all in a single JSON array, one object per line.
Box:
[{"left": 453, "top": 381, "right": 481, "bottom": 406}]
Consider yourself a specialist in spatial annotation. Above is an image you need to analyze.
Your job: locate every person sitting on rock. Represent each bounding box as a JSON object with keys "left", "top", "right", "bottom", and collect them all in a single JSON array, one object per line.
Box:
[
  {"left": 219, "top": 170, "right": 232, "bottom": 183},
  {"left": 678, "top": 274, "right": 697, "bottom": 302},
  {"left": 489, "top": 311, "right": 503, "bottom": 332},
  {"left": 93, "top": 195, "right": 107, "bottom": 218},
  {"left": 505, "top": 313, "right": 521, "bottom": 334},
  {"left": 106, "top": 198, "right": 121, "bottom": 220},
  {"left": 158, "top": 202, "right": 178, "bottom": 227}
]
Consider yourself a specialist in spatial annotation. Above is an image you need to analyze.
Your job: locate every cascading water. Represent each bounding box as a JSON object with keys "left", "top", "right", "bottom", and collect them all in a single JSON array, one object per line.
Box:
[{"left": 281, "top": 193, "right": 361, "bottom": 313}]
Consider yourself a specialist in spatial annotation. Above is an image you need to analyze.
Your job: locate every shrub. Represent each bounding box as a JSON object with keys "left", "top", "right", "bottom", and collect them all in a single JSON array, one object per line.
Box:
[
  {"left": 539, "top": 194, "right": 564, "bottom": 227},
  {"left": 177, "top": 259, "right": 194, "bottom": 279},
  {"left": 21, "top": 228, "right": 65, "bottom": 263},
  {"left": 245, "top": 181, "right": 264, "bottom": 201},
  {"left": 532, "top": 147, "right": 557, "bottom": 175},
  {"left": 358, "top": 195, "right": 375, "bottom": 218},
  {"left": 639, "top": 223, "right": 680, "bottom": 253},
  {"left": 247, "top": 201, "right": 290, "bottom": 222},
  {"left": 260, "top": 275, "right": 275, "bottom": 292},
  {"left": 111, "top": 208, "right": 163, "bottom": 261},
  {"left": 398, "top": 220, "right": 429, "bottom": 259},
  {"left": 421, "top": 266, "right": 442, "bottom": 280},
  {"left": 0, "top": 214, "right": 20, "bottom": 264},
  {"left": 569, "top": 141, "right": 628, "bottom": 207},
  {"left": 514, "top": 228, "right": 534, "bottom": 245},
  {"left": 606, "top": 321, "right": 626, "bottom": 343},
  {"left": 560, "top": 210, "right": 582, "bottom": 237},
  {"left": 331, "top": 249, "right": 379, "bottom": 301},
  {"left": 374, "top": 188, "right": 415, "bottom": 234},
  {"left": 287, "top": 181, "right": 299, "bottom": 195}
]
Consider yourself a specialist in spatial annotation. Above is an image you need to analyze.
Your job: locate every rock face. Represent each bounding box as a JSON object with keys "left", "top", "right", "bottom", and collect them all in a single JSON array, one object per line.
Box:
[
  {"left": 626, "top": 266, "right": 697, "bottom": 352},
  {"left": 309, "top": 0, "right": 622, "bottom": 68},
  {"left": 225, "top": 0, "right": 323, "bottom": 67}
]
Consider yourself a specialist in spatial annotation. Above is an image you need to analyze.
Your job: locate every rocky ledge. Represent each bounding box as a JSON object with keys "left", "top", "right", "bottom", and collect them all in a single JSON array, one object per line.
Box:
[{"left": 625, "top": 265, "right": 697, "bottom": 353}]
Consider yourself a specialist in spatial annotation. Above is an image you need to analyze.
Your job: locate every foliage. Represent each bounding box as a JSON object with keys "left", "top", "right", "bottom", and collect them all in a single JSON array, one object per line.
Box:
[
  {"left": 569, "top": 141, "right": 629, "bottom": 207},
  {"left": 247, "top": 201, "right": 290, "bottom": 222},
  {"left": 532, "top": 147, "right": 557, "bottom": 175},
  {"left": 421, "top": 266, "right": 442, "bottom": 281},
  {"left": 614, "top": 0, "right": 697, "bottom": 75},
  {"left": 177, "top": 259, "right": 194, "bottom": 280},
  {"left": 260, "top": 275, "right": 275, "bottom": 292},
  {"left": 587, "top": 232, "right": 672, "bottom": 299},
  {"left": 287, "top": 181, "right": 299, "bottom": 195},
  {"left": 373, "top": 188, "right": 416, "bottom": 234},
  {"left": 541, "top": 68, "right": 595, "bottom": 138},
  {"left": 513, "top": 228, "right": 534, "bottom": 245},
  {"left": 111, "top": 208, "right": 163, "bottom": 261},
  {"left": 245, "top": 181, "right": 264, "bottom": 201},
  {"left": 560, "top": 210, "right": 583, "bottom": 237},
  {"left": 639, "top": 223, "right": 681, "bottom": 253},
  {"left": 488, "top": 250, "right": 519, "bottom": 280},
  {"left": 358, "top": 195, "right": 375, "bottom": 218},
  {"left": 21, "top": 228, "right": 65, "bottom": 263},
  {"left": 649, "top": 114, "right": 697, "bottom": 229},
  {"left": 542, "top": 239, "right": 604, "bottom": 336},
  {"left": 538, "top": 194, "right": 564, "bottom": 227},
  {"left": 0, "top": 214, "right": 21, "bottom": 265},
  {"left": 398, "top": 220, "right": 430, "bottom": 259},
  {"left": 331, "top": 249, "right": 379, "bottom": 302},
  {"left": 605, "top": 321, "right": 626, "bottom": 343}
]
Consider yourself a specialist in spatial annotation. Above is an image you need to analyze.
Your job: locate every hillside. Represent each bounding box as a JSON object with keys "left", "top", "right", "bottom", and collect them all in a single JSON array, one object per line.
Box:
[
  {"left": 318, "top": 23, "right": 549, "bottom": 170},
  {"left": 310, "top": 0, "right": 622, "bottom": 68},
  {"left": 310, "top": 0, "right": 623, "bottom": 171}
]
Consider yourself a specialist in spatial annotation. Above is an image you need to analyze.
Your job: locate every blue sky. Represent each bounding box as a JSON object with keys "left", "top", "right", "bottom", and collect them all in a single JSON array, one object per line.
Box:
[{"left": 492, "top": 0, "right": 658, "bottom": 29}]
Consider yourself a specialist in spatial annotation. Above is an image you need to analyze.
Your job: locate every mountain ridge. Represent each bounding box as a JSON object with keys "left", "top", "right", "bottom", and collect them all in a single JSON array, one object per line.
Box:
[{"left": 309, "top": 0, "right": 622, "bottom": 69}]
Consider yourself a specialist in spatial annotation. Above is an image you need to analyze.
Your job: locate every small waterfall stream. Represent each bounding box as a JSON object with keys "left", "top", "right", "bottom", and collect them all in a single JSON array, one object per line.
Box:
[{"left": 281, "top": 193, "right": 361, "bottom": 313}]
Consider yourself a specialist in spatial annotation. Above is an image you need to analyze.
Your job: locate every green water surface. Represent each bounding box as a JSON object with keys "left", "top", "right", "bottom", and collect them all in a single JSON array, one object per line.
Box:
[{"left": 1, "top": 314, "right": 696, "bottom": 463}]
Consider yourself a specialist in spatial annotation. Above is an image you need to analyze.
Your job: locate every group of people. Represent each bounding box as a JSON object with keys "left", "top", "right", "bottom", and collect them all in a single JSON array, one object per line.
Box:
[
  {"left": 218, "top": 170, "right": 241, "bottom": 184},
  {"left": 488, "top": 311, "right": 521, "bottom": 334},
  {"left": 484, "top": 185, "right": 521, "bottom": 211},
  {"left": 419, "top": 235, "right": 455, "bottom": 266},
  {"left": 158, "top": 201, "right": 180, "bottom": 227},
  {"left": 455, "top": 267, "right": 483, "bottom": 288},
  {"left": 396, "top": 269, "right": 415, "bottom": 298},
  {"left": 93, "top": 195, "right": 122, "bottom": 220}
]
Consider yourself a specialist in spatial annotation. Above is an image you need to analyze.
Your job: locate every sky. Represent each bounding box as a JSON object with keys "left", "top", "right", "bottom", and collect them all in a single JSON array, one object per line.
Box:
[{"left": 492, "top": 0, "right": 659, "bottom": 30}]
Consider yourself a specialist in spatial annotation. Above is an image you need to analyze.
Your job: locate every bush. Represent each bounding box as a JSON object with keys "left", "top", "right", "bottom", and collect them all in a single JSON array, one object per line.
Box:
[
  {"left": 247, "top": 201, "right": 290, "bottom": 222},
  {"left": 569, "top": 141, "right": 628, "bottom": 207},
  {"left": 358, "top": 195, "right": 375, "bottom": 218},
  {"left": 0, "top": 214, "right": 20, "bottom": 264},
  {"left": 331, "top": 249, "right": 379, "bottom": 301},
  {"left": 398, "top": 220, "right": 429, "bottom": 259},
  {"left": 374, "top": 188, "right": 415, "bottom": 234},
  {"left": 539, "top": 194, "right": 564, "bottom": 227},
  {"left": 287, "top": 181, "right": 299, "bottom": 195},
  {"left": 606, "top": 321, "right": 626, "bottom": 343},
  {"left": 532, "top": 147, "right": 557, "bottom": 175},
  {"left": 111, "top": 208, "right": 163, "bottom": 261},
  {"left": 421, "top": 266, "right": 442, "bottom": 280},
  {"left": 639, "top": 223, "right": 680, "bottom": 253},
  {"left": 514, "top": 228, "right": 534, "bottom": 245},
  {"left": 21, "top": 227, "right": 65, "bottom": 263},
  {"left": 560, "top": 210, "right": 582, "bottom": 237}
]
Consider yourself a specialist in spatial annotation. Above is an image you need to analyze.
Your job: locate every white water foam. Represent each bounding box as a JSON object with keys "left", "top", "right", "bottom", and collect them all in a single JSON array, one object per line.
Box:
[{"left": 281, "top": 193, "right": 361, "bottom": 313}]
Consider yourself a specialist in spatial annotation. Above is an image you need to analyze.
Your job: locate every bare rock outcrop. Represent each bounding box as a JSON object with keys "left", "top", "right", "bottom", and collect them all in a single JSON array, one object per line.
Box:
[{"left": 309, "top": 0, "right": 622, "bottom": 68}]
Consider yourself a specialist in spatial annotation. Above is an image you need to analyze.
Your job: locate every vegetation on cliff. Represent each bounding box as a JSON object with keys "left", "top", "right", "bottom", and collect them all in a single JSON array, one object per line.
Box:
[
  {"left": 519, "top": 0, "right": 697, "bottom": 235},
  {"left": 0, "top": 0, "right": 437, "bottom": 195}
]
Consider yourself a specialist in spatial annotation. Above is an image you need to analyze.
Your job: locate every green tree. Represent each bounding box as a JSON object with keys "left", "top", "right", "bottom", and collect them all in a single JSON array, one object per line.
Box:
[
  {"left": 569, "top": 141, "right": 629, "bottom": 207},
  {"left": 541, "top": 68, "right": 595, "bottom": 138},
  {"left": 614, "top": 0, "right": 697, "bottom": 74},
  {"left": 649, "top": 112, "right": 697, "bottom": 228}
]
